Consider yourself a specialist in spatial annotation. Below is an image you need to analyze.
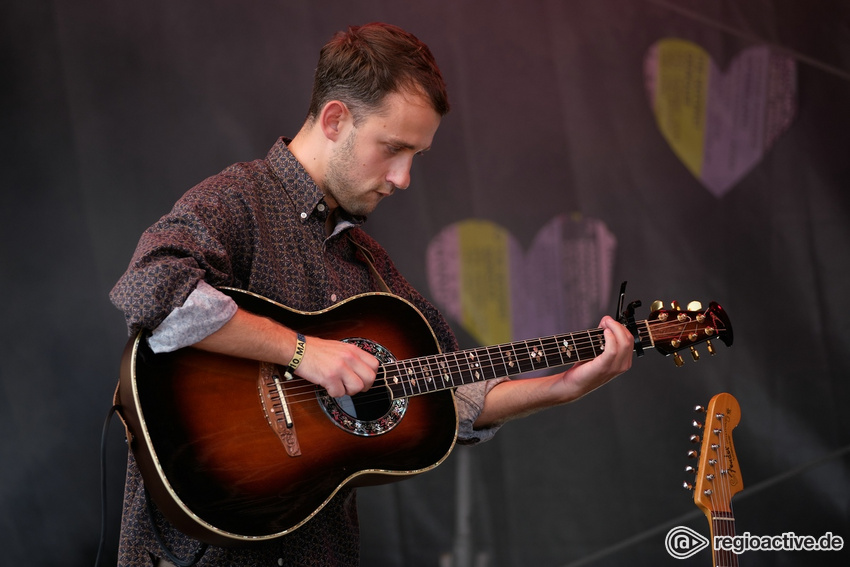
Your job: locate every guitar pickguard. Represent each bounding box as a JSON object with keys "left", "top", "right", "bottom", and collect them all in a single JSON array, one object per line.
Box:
[{"left": 316, "top": 337, "right": 408, "bottom": 437}]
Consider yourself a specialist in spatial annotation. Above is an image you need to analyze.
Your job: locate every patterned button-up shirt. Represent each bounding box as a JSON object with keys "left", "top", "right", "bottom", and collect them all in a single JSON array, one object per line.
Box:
[{"left": 110, "top": 137, "right": 501, "bottom": 566}]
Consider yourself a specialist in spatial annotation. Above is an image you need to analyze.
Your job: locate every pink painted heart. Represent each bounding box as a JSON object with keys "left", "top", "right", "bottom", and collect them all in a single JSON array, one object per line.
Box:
[
  {"left": 644, "top": 39, "right": 797, "bottom": 197},
  {"left": 426, "top": 215, "right": 616, "bottom": 346}
]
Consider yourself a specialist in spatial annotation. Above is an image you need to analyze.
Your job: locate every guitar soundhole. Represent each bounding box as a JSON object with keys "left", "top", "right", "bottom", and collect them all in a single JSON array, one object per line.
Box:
[{"left": 316, "top": 337, "right": 407, "bottom": 437}]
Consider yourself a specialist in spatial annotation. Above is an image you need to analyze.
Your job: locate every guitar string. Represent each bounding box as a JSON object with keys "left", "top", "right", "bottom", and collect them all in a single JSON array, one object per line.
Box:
[
  {"left": 260, "top": 316, "right": 724, "bottom": 410},
  {"left": 707, "top": 404, "right": 737, "bottom": 567},
  {"left": 269, "top": 325, "right": 627, "bottom": 407},
  {"left": 719, "top": 408, "right": 738, "bottom": 567},
  {"left": 269, "top": 316, "right": 719, "bottom": 407}
]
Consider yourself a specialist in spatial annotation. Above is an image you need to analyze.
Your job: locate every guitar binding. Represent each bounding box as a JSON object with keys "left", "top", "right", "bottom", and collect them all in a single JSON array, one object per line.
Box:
[{"left": 316, "top": 337, "right": 408, "bottom": 437}]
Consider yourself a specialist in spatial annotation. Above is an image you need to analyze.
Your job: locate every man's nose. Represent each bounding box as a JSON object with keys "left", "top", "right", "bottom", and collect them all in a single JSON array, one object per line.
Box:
[{"left": 387, "top": 159, "right": 413, "bottom": 190}]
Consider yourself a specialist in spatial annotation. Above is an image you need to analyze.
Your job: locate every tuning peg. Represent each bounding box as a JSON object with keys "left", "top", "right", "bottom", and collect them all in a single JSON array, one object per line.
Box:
[
  {"left": 694, "top": 405, "right": 706, "bottom": 413},
  {"left": 673, "top": 352, "right": 684, "bottom": 367},
  {"left": 690, "top": 346, "right": 700, "bottom": 361},
  {"left": 690, "top": 434, "right": 701, "bottom": 444},
  {"left": 650, "top": 300, "right": 664, "bottom": 312},
  {"left": 671, "top": 300, "right": 681, "bottom": 311},
  {"left": 692, "top": 420, "right": 703, "bottom": 429},
  {"left": 683, "top": 481, "right": 694, "bottom": 491},
  {"left": 687, "top": 301, "right": 703, "bottom": 311},
  {"left": 706, "top": 340, "right": 716, "bottom": 355},
  {"left": 685, "top": 465, "right": 696, "bottom": 474},
  {"left": 687, "top": 450, "right": 698, "bottom": 459}
]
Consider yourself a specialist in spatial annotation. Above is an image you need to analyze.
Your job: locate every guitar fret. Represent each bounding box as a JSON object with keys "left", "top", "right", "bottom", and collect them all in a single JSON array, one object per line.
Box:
[
  {"left": 479, "top": 346, "right": 501, "bottom": 381},
  {"left": 585, "top": 330, "right": 597, "bottom": 359},
  {"left": 398, "top": 359, "right": 420, "bottom": 395},
  {"left": 415, "top": 357, "right": 435, "bottom": 392},
  {"left": 435, "top": 354, "right": 453, "bottom": 387},
  {"left": 383, "top": 362, "right": 406, "bottom": 398},
  {"left": 551, "top": 334, "right": 568, "bottom": 366},
  {"left": 463, "top": 349, "right": 483, "bottom": 385},
  {"left": 529, "top": 337, "right": 548, "bottom": 370},
  {"left": 493, "top": 344, "right": 512, "bottom": 376},
  {"left": 422, "top": 355, "right": 441, "bottom": 390},
  {"left": 541, "top": 336, "right": 563, "bottom": 367},
  {"left": 386, "top": 321, "right": 656, "bottom": 400},
  {"left": 558, "top": 332, "right": 577, "bottom": 363},
  {"left": 499, "top": 344, "right": 520, "bottom": 376},
  {"left": 447, "top": 351, "right": 469, "bottom": 385},
  {"left": 573, "top": 330, "right": 603, "bottom": 361}
]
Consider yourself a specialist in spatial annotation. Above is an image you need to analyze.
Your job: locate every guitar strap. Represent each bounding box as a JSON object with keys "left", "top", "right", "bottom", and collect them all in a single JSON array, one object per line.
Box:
[{"left": 348, "top": 233, "right": 392, "bottom": 293}]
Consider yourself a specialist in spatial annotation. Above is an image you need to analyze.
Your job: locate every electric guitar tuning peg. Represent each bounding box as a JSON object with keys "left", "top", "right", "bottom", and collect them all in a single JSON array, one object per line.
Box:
[
  {"left": 692, "top": 420, "right": 703, "bottom": 429},
  {"left": 687, "top": 450, "right": 698, "bottom": 459},
  {"left": 690, "top": 434, "right": 701, "bottom": 444},
  {"left": 685, "top": 465, "right": 696, "bottom": 474},
  {"left": 694, "top": 405, "right": 706, "bottom": 413},
  {"left": 683, "top": 481, "right": 694, "bottom": 491}
]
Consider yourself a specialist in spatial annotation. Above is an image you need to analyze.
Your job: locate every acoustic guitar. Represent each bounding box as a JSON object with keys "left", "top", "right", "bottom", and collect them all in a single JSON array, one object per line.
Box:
[{"left": 117, "top": 287, "right": 732, "bottom": 545}]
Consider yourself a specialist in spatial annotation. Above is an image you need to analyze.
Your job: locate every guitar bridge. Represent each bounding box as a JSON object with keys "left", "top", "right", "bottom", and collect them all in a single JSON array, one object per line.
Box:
[{"left": 258, "top": 362, "right": 301, "bottom": 457}]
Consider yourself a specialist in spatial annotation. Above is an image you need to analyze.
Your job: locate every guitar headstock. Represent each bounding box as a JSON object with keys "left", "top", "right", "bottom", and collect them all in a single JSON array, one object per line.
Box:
[
  {"left": 647, "top": 300, "right": 733, "bottom": 366},
  {"left": 685, "top": 392, "right": 744, "bottom": 515}
]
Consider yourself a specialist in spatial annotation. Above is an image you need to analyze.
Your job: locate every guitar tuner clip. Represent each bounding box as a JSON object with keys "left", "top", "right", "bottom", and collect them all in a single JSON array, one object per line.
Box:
[{"left": 615, "top": 281, "right": 644, "bottom": 358}]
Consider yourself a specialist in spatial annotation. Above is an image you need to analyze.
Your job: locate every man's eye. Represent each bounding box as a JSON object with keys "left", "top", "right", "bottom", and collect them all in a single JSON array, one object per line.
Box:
[{"left": 386, "top": 145, "right": 401, "bottom": 155}]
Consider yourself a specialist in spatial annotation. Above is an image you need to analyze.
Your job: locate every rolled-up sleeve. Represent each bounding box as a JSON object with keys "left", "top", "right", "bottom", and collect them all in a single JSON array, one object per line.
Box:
[
  {"left": 147, "top": 280, "right": 238, "bottom": 352},
  {"left": 454, "top": 378, "right": 509, "bottom": 445}
]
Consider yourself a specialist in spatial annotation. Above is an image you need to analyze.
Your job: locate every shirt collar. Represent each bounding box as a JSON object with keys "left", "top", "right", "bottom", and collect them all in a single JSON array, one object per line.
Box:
[{"left": 266, "top": 137, "right": 367, "bottom": 231}]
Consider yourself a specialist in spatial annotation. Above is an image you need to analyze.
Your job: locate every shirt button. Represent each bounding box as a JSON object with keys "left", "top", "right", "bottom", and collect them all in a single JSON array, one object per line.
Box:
[
  {"left": 300, "top": 212, "right": 308, "bottom": 219},
  {"left": 317, "top": 203, "right": 326, "bottom": 212},
  {"left": 330, "top": 294, "right": 338, "bottom": 302},
  {"left": 278, "top": 559, "right": 284, "bottom": 566}
]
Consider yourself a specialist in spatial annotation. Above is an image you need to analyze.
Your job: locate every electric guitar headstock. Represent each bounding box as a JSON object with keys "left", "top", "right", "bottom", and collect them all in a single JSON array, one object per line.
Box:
[
  {"left": 684, "top": 392, "right": 744, "bottom": 566},
  {"left": 646, "top": 300, "right": 733, "bottom": 366}
]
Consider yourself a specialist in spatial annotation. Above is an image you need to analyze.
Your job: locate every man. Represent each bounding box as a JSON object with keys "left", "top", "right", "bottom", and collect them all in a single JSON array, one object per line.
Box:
[{"left": 110, "top": 22, "right": 634, "bottom": 566}]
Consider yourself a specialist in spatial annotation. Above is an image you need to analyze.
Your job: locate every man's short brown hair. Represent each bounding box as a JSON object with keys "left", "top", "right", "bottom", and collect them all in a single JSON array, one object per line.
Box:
[{"left": 307, "top": 23, "right": 450, "bottom": 122}]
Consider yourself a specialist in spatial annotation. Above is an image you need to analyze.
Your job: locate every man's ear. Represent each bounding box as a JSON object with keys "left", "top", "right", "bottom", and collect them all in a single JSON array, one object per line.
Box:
[{"left": 318, "top": 100, "right": 352, "bottom": 142}]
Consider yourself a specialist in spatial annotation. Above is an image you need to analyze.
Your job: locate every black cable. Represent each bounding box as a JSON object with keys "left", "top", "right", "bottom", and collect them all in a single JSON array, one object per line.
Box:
[
  {"left": 95, "top": 404, "right": 120, "bottom": 567},
  {"left": 93, "top": 403, "right": 208, "bottom": 566}
]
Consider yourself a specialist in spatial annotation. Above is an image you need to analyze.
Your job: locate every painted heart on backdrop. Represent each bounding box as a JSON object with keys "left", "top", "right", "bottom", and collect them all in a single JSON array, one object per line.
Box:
[
  {"left": 426, "top": 215, "right": 616, "bottom": 347},
  {"left": 644, "top": 39, "right": 797, "bottom": 197}
]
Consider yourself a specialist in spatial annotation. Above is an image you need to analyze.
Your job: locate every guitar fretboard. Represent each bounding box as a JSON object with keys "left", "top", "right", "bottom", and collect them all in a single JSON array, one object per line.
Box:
[
  {"left": 383, "top": 322, "right": 652, "bottom": 399},
  {"left": 712, "top": 513, "right": 739, "bottom": 567}
]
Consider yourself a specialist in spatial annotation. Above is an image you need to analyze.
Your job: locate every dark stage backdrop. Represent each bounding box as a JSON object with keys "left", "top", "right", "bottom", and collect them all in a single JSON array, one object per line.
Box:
[{"left": 2, "top": 1, "right": 848, "bottom": 565}]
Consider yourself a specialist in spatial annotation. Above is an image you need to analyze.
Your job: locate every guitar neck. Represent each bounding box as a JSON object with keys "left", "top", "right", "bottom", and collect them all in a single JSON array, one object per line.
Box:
[
  {"left": 692, "top": 392, "right": 743, "bottom": 567},
  {"left": 384, "top": 321, "right": 653, "bottom": 399},
  {"left": 710, "top": 513, "right": 739, "bottom": 567}
]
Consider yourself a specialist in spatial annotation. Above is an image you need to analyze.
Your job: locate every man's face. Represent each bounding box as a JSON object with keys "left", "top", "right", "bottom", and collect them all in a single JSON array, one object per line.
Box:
[{"left": 323, "top": 90, "right": 441, "bottom": 216}]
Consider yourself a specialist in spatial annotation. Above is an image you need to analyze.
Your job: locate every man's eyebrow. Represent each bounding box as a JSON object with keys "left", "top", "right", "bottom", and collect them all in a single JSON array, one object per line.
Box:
[{"left": 386, "top": 137, "right": 431, "bottom": 153}]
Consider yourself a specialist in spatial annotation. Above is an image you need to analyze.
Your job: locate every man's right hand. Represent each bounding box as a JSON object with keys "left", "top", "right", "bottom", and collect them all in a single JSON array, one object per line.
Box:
[{"left": 193, "top": 307, "right": 378, "bottom": 399}]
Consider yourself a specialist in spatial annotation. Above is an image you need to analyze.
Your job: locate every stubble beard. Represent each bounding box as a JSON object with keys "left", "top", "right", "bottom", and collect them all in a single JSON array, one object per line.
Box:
[{"left": 324, "top": 129, "right": 379, "bottom": 217}]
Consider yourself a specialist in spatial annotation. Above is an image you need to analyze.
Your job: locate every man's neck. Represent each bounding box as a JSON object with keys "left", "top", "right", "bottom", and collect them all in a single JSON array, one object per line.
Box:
[
  {"left": 287, "top": 125, "right": 328, "bottom": 195},
  {"left": 287, "top": 126, "right": 342, "bottom": 237}
]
